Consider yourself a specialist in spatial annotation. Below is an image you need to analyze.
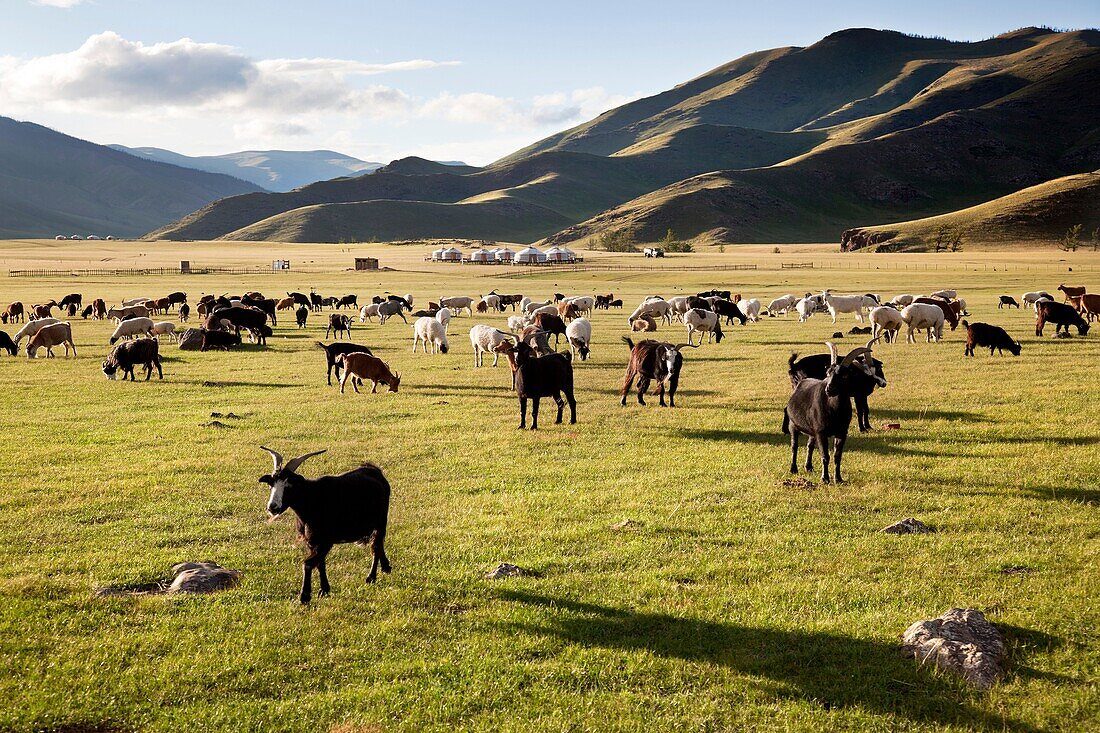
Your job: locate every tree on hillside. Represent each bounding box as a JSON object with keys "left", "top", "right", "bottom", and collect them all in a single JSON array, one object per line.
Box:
[
  {"left": 1091, "top": 226, "right": 1099, "bottom": 252},
  {"left": 661, "top": 228, "right": 694, "bottom": 253},
  {"left": 1061, "top": 224, "right": 1082, "bottom": 252},
  {"left": 933, "top": 224, "right": 963, "bottom": 252},
  {"left": 593, "top": 229, "right": 638, "bottom": 253}
]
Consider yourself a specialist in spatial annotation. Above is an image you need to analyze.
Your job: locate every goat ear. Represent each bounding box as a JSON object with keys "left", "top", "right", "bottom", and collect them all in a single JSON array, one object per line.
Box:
[{"left": 259, "top": 474, "right": 274, "bottom": 485}]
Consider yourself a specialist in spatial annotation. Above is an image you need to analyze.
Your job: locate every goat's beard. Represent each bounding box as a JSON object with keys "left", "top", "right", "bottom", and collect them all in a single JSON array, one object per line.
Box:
[{"left": 266, "top": 510, "right": 285, "bottom": 523}]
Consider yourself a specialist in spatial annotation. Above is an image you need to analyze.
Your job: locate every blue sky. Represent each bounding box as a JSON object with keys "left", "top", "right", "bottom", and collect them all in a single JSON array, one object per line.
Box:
[{"left": 1, "top": 0, "right": 1096, "bottom": 164}]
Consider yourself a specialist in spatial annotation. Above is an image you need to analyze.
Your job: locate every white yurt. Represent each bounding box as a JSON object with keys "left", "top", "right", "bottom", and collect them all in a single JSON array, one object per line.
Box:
[
  {"left": 558, "top": 246, "right": 577, "bottom": 262},
  {"left": 514, "top": 246, "right": 545, "bottom": 264},
  {"left": 441, "top": 247, "right": 462, "bottom": 262},
  {"left": 495, "top": 247, "right": 515, "bottom": 262},
  {"left": 431, "top": 247, "right": 447, "bottom": 261},
  {"left": 469, "top": 249, "right": 492, "bottom": 263},
  {"left": 544, "top": 246, "right": 570, "bottom": 262}
]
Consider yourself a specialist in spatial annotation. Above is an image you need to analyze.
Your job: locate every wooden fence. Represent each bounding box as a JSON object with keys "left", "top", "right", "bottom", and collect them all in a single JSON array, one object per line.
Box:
[{"left": 8, "top": 267, "right": 286, "bottom": 278}]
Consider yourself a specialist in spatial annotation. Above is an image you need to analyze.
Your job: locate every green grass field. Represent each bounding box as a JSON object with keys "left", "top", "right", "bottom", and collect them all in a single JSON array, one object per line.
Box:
[{"left": 0, "top": 241, "right": 1097, "bottom": 732}]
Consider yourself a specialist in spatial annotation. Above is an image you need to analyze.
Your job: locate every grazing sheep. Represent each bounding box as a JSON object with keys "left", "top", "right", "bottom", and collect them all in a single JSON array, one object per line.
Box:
[
  {"left": 511, "top": 340, "right": 576, "bottom": 430},
  {"left": 102, "top": 338, "right": 163, "bottom": 380},
  {"left": 620, "top": 337, "right": 694, "bottom": 407},
  {"left": 870, "top": 306, "right": 904, "bottom": 343},
  {"left": 684, "top": 309, "right": 723, "bottom": 345},
  {"left": 276, "top": 297, "right": 297, "bottom": 312},
  {"left": 327, "top": 314, "right": 352, "bottom": 339},
  {"left": 890, "top": 294, "right": 916, "bottom": 308},
  {"left": 822, "top": 292, "right": 867, "bottom": 324},
  {"left": 470, "top": 324, "right": 517, "bottom": 367},
  {"left": 440, "top": 295, "right": 475, "bottom": 315},
  {"left": 929, "top": 289, "right": 957, "bottom": 300},
  {"left": 963, "top": 321, "right": 1021, "bottom": 356},
  {"left": 151, "top": 321, "right": 177, "bottom": 340},
  {"left": 110, "top": 317, "right": 155, "bottom": 344},
  {"left": 336, "top": 353, "right": 400, "bottom": 393},
  {"left": 359, "top": 303, "right": 380, "bottom": 322},
  {"left": 900, "top": 303, "right": 945, "bottom": 343},
  {"left": 258, "top": 447, "right": 392, "bottom": 604},
  {"left": 27, "top": 322, "right": 76, "bottom": 358},
  {"left": 507, "top": 315, "right": 527, "bottom": 333},
  {"left": 107, "top": 304, "right": 150, "bottom": 322},
  {"left": 435, "top": 307, "right": 452, "bottom": 327},
  {"left": 0, "top": 330, "right": 17, "bottom": 356},
  {"left": 200, "top": 330, "right": 242, "bottom": 351},
  {"left": 627, "top": 298, "right": 672, "bottom": 326},
  {"left": 565, "top": 318, "right": 591, "bottom": 361},
  {"left": 740, "top": 298, "right": 762, "bottom": 322},
  {"left": 565, "top": 296, "right": 595, "bottom": 318},
  {"left": 296, "top": 306, "right": 309, "bottom": 328},
  {"left": 913, "top": 296, "right": 962, "bottom": 331},
  {"left": 783, "top": 341, "right": 881, "bottom": 483},
  {"left": 412, "top": 317, "right": 449, "bottom": 354},
  {"left": 1022, "top": 291, "right": 1054, "bottom": 306},
  {"left": 767, "top": 294, "right": 799, "bottom": 316},
  {"left": 14, "top": 317, "right": 61, "bottom": 345}
]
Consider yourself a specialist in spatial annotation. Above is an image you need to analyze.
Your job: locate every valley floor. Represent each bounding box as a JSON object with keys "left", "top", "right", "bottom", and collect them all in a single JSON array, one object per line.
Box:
[{"left": 0, "top": 240, "right": 1097, "bottom": 732}]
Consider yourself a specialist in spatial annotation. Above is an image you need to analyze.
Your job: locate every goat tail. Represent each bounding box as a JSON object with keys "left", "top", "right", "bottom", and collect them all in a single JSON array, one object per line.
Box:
[
  {"left": 781, "top": 408, "right": 790, "bottom": 435},
  {"left": 621, "top": 336, "right": 635, "bottom": 350},
  {"left": 788, "top": 352, "right": 799, "bottom": 371},
  {"left": 315, "top": 341, "right": 328, "bottom": 350}
]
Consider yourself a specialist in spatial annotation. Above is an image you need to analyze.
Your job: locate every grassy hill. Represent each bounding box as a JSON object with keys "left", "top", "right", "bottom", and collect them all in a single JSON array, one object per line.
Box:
[
  {"left": 146, "top": 27, "right": 1100, "bottom": 245},
  {"left": 840, "top": 171, "right": 1100, "bottom": 250},
  {"left": 0, "top": 117, "right": 263, "bottom": 239}
]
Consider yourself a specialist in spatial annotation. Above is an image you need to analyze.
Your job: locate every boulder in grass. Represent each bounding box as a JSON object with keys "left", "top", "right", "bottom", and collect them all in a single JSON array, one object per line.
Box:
[
  {"left": 882, "top": 517, "right": 934, "bottom": 534},
  {"left": 485, "top": 563, "right": 534, "bottom": 580},
  {"left": 166, "top": 562, "right": 241, "bottom": 594},
  {"left": 177, "top": 328, "right": 204, "bottom": 350},
  {"left": 901, "top": 608, "right": 1005, "bottom": 688}
]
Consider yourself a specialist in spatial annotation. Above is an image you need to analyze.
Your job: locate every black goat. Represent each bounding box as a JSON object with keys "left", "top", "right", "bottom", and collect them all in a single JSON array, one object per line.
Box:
[
  {"left": 1036, "top": 301, "right": 1090, "bottom": 337},
  {"left": 241, "top": 295, "right": 277, "bottom": 326},
  {"left": 259, "top": 448, "right": 392, "bottom": 604},
  {"left": 697, "top": 289, "right": 731, "bottom": 300},
  {"left": 200, "top": 329, "right": 242, "bottom": 351},
  {"left": 179, "top": 303, "right": 190, "bottom": 322},
  {"left": 998, "top": 296, "right": 1020, "bottom": 309},
  {"left": 316, "top": 341, "right": 373, "bottom": 385},
  {"left": 963, "top": 320, "right": 1021, "bottom": 356},
  {"left": 512, "top": 340, "right": 576, "bottom": 429},
  {"left": 712, "top": 298, "right": 747, "bottom": 325},
  {"left": 782, "top": 341, "right": 882, "bottom": 483},
  {"left": 296, "top": 305, "right": 308, "bottom": 328},
  {"left": 0, "top": 330, "right": 17, "bottom": 356},
  {"left": 335, "top": 294, "right": 358, "bottom": 310},
  {"left": 58, "top": 293, "right": 82, "bottom": 309},
  {"left": 533, "top": 312, "right": 567, "bottom": 345},
  {"left": 788, "top": 339, "right": 885, "bottom": 432},
  {"left": 327, "top": 314, "right": 352, "bottom": 339},
  {"left": 102, "top": 338, "right": 163, "bottom": 381},
  {"left": 620, "top": 337, "right": 695, "bottom": 407}
]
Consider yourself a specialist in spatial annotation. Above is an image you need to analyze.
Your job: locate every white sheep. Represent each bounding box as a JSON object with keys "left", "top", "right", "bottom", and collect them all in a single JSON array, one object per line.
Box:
[
  {"left": 151, "top": 321, "right": 177, "bottom": 340},
  {"left": 565, "top": 318, "right": 592, "bottom": 361},
  {"left": 507, "top": 315, "right": 527, "bottom": 333},
  {"left": 1021, "top": 291, "right": 1051, "bottom": 306},
  {"left": 795, "top": 296, "right": 817, "bottom": 322},
  {"left": 684, "top": 309, "right": 723, "bottom": 345},
  {"left": 478, "top": 294, "right": 501, "bottom": 312},
  {"left": 359, "top": 303, "right": 380, "bottom": 322},
  {"left": 565, "top": 296, "right": 594, "bottom": 317},
  {"left": 930, "top": 289, "right": 957, "bottom": 300},
  {"left": 523, "top": 299, "right": 551, "bottom": 315},
  {"left": 14, "top": 317, "right": 61, "bottom": 345},
  {"left": 628, "top": 298, "right": 672, "bottom": 326},
  {"left": 667, "top": 296, "right": 691, "bottom": 321},
  {"left": 870, "top": 306, "right": 904, "bottom": 343},
  {"left": 822, "top": 292, "right": 866, "bottom": 323},
  {"left": 412, "top": 317, "right": 449, "bottom": 354},
  {"left": 110, "top": 317, "right": 154, "bottom": 344},
  {"left": 740, "top": 298, "right": 762, "bottom": 322},
  {"left": 900, "top": 303, "right": 945, "bottom": 343},
  {"left": 436, "top": 307, "right": 452, "bottom": 326},
  {"left": 440, "top": 295, "right": 475, "bottom": 315},
  {"left": 890, "top": 294, "right": 916, "bottom": 307},
  {"left": 766, "top": 294, "right": 798, "bottom": 315},
  {"left": 121, "top": 297, "right": 152, "bottom": 307},
  {"left": 469, "top": 324, "right": 515, "bottom": 367},
  {"left": 530, "top": 304, "right": 558, "bottom": 318}
]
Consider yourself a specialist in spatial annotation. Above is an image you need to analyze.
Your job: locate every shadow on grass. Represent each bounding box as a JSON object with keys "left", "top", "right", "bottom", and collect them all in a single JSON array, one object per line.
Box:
[
  {"left": 198, "top": 380, "right": 301, "bottom": 389},
  {"left": 496, "top": 590, "right": 1038, "bottom": 732}
]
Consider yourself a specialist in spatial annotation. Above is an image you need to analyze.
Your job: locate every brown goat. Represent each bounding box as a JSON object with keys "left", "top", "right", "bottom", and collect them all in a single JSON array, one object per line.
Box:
[
  {"left": 1078, "top": 293, "right": 1100, "bottom": 322},
  {"left": 1058, "top": 284, "right": 1086, "bottom": 302},
  {"left": 31, "top": 302, "right": 56, "bottom": 319},
  {"left": 276, "top": 296, "right": 297, "bottom": 311},
  {"left": 336, "top": 353, "right": 400, "bottom": 394},
  {"left": 27, "top": 322, "right": 76, "bottom": 358},
  {"left": 631, "top": 315, "right": 657, "bottom": 332},
  {"left": 557, "top": 301, "right": 579, "bottom": 321},
  {"left": 3, "top": 302, "right": 25, "bottom": 324}
]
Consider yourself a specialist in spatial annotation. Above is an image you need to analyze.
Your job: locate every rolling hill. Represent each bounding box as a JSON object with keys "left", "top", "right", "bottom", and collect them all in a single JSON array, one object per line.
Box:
[
  {"left": 146, "top": 27, "right": 1100, "bottom": 246},
  {"left": 839, "top": 171, "right": 1100, "bottom": 251},
  {"left": 0, "top": 117, "right": 263, "bottom": 239},
  {"left": 108, "top": 146, "right": 383, "bottom": 192}
]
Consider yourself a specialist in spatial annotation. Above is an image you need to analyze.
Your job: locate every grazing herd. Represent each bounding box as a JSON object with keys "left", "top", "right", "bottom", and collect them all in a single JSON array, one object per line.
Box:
[{"left": 2, "top": 277, "right": 1095, "bottom": 603}]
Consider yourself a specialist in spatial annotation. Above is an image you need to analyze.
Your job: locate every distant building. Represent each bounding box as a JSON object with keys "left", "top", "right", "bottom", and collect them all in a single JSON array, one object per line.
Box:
[{"left": 354, "top": 257, "right": 379, "bottom": 270}]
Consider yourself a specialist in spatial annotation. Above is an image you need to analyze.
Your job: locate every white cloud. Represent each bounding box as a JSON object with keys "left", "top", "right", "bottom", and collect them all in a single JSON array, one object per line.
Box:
[
  {"left": 419, "top": 87, "right": 635, "bottom": 129},
  {"left": 32, "top": 0, "right": 86, "bottom": 7}
]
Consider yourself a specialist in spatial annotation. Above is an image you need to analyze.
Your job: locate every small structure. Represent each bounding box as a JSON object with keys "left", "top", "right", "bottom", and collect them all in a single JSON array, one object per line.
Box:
[
  {"left": 180, "top": 260, "right": 191, "bottom": 274},
  {"left": 469, "top": 249, "right": 493, "bottom": 264},
  {"left": 544, "top": 246, "right": 567, "bottom": 262},
  {"left": 354, "top": 257, "right": 379, "bottom": 271},
  {"left": 559, "top": 247, "right": 577, "bottom": 262},
  {"left": 514, "top": 246, "right": 546, "bottom": 265},
  {"left": 431, "top": 247, "right": 446, "bottom": 261},
  {"left": 440, "top": 247, "right": 462, "bottom": 262},
  {"left": 495, "top": 247, "right": 515, "bottom": 262},
  {"left": 272, "top": 259, "right": 291, "bottom": 271}
]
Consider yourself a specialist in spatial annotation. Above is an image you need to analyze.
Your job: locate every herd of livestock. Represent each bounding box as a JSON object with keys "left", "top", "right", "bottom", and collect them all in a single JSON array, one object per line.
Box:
[{"left": 1, "top": 280, "right": 1095, "bottom": 601}]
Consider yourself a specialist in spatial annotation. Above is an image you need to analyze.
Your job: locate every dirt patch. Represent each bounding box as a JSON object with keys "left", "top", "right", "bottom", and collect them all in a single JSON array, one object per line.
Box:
[{"left": 781, "top": 477, "right": 816, "bottom": 491}]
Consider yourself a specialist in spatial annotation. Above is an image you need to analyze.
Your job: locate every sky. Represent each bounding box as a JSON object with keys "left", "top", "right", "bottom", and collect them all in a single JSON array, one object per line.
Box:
[{"left": 0, "top": 0, "right": 1096, "bottom": 165}]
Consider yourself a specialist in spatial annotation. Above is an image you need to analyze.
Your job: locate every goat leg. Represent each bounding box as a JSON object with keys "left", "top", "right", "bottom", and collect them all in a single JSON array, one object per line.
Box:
[
  {"left": 554, "top": 394, "right": 565, "bottom": 424},
  {"left": 317, "top": 556, "right": 331, "bottom": 597},
  {"left": 567, "top": 391, "right": 577, "bottom": 424},
  {"left": 789, "top": 430, "right": 800, "bottom": 474},
  {"left": 805, "top": 436, "right": 815, "bottom": 473},
  {"left": 817, "top": 436, "right": 831, "bottom": 483},
  {"left": 518, "top": 396, "right": 528, "bottom": 429},
  {"left": 530, "top": 397, "right": 540, "bottom": 430},
  {"left": 833, "top": 436, "right": 846, "bottom": 483}
]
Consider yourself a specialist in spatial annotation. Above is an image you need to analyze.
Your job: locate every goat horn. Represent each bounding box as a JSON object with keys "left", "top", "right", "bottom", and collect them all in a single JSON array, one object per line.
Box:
[
  {"left": 863, "top": 336, "right": 881, "bottom": 351},
  {"left": 283, "top": 449, "right": 327, "bottom": 475},
  {"left": 841, "top": 347, "right": 872, "bottom": 367},
  {"left": 672, "top": 343, "right": 698, "bottom": 350},
  {"left": 825, "top": 341, "right": 839, "bottom": 364},
  {"left": 259, "top": 446, "right": 283, "bottom": 473}
]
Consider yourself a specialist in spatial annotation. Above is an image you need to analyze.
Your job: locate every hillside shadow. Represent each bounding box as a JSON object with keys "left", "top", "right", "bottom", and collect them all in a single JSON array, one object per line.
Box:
[{"left": 495, "top": 591, "right": 1037, "bottom": 732}]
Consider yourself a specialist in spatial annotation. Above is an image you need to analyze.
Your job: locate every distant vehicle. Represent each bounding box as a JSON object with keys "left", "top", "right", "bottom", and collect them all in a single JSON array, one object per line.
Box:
[
  {"left": 54, "top": 235, "right": 66, "bottom": 240},
  {"left": 643, "top": 247, "right": 665, "bottom": 258},
  {"left": 70, "top": 235, "right": 83, "bottom": 240},
  {"left": 105, "top": 235, "right": 115, "bottom": 240},
  {"left": 87, "top": 235, "right": 101, "bottom": 240}
]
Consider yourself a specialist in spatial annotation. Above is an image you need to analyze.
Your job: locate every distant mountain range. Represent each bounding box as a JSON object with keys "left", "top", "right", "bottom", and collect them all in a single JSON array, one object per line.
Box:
[
  {"left": 146, "top": 27, "right": 1100, "bottom": 249},
  {"left": 108, "top": 146, "right": 384, "bottom": 192},
  {"left": 0, "top": 117, "right": 263, "bottom": 239}
]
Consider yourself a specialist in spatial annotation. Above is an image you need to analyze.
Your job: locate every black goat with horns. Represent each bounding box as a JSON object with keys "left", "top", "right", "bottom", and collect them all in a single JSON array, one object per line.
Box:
[
  {"left": 259, "top": 447, "right": 392, "bottom": 604},
  {"left": 782, "top": 340, "right": 883, "bottom": 483}
]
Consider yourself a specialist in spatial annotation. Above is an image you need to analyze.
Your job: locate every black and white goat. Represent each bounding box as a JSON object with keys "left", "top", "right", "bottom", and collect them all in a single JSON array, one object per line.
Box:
[
  {"left": 782, "top": 341, "right": 882, "bottom": 483},
  {"left": 259, "top": 447, "right": 392, "bottom": 604}
]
